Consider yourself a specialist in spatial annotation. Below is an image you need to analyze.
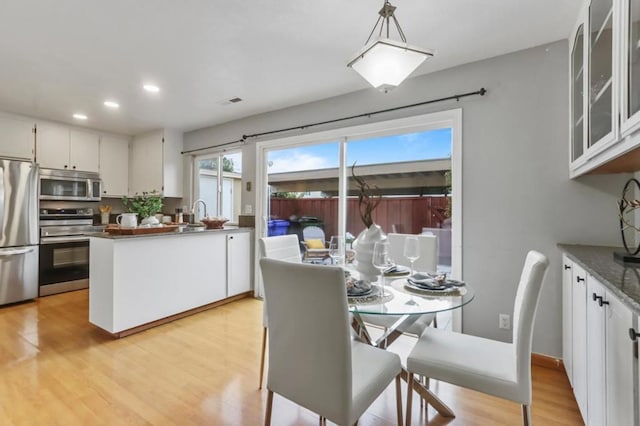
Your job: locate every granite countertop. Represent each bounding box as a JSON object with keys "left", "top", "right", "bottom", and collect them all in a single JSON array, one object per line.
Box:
[
  {"left": 89, "top": 225, "right": 252, "bottom": 240},
  {"left": 558, "top": 244, "right": 640, "bottom": 315}
]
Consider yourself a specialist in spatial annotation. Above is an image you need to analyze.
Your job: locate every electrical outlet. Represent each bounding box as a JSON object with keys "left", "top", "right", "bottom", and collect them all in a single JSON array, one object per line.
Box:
[{"left": 499, "top": 314, "right": 511, "bottom": 330}]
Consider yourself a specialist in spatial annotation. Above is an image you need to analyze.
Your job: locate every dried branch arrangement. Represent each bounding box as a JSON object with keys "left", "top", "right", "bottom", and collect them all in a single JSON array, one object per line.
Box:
[
  {"left": 351, "top": 163, "right": 382, "bottom": 228},
  {"left": 618, "top": 198, "right": 640, "bottom": 233}
]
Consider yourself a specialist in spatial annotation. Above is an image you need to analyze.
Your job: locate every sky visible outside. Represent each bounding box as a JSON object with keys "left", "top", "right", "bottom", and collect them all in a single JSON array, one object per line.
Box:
[{"left": 267, "top": 128, "right": 452, "bottom": 173}]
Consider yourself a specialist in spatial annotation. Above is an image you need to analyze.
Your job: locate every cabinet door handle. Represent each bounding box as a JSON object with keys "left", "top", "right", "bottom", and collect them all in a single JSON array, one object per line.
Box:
[
  {"left": 72, "top": 165, "right": 76, "bottom": 170},
  {"left": 630, "top": 328, "right": 640, "bottom": 341},
  {"left": 598, "top": 298, "right": 609, "bottom": 307},
  {"left": 64, "top": 165, "right": 68, "bottom": 169},
  {"left": 564, "top": 264, "right": 571, "bottom": 270},
  {"left": 592, "top": 293, "right": 601, "bottom": 303},
  {"left": 576, "top": 276, "right": 585, "bottom": 283}
]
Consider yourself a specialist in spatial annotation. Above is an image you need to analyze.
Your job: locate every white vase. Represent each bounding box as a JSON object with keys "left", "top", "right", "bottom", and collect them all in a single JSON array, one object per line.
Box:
[
  {"left": 352, "top": 224, "right": 385, "bottom": 282},
  {"left": 141, "top": 216, "right": 160, "bottom": 226}
]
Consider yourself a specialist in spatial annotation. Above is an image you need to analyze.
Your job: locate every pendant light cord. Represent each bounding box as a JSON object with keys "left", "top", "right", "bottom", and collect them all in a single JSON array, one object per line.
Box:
[{"left": 181, "top": 87, "right": 487, "bottom": 155}]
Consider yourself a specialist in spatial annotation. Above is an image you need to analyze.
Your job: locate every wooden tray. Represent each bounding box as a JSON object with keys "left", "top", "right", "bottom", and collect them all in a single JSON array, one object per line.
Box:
[{"left": 105, "top": 225, "right": 179, "bottom": 235}]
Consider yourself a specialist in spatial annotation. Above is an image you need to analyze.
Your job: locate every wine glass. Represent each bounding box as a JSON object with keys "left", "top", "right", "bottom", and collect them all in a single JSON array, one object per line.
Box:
[
  {"left": 372, "top": 240, "right": 394, "bottom": 294},
  {"left": 403, "top": 236, "right": 420, "bottom": 277},
  {"left": 329, "top": 236, "right": 345, "bottom": 265}
]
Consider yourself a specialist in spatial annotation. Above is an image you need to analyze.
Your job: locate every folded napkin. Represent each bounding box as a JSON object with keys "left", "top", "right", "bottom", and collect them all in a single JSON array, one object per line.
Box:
[
  {"left": 346, "top": 278, "right": 372, "bottom": 296},
  {"left": 407, "top": 275, "right": 465, "bottom": 291},
  {"left": 383, "top": 265, "right": 411, "bottom": 276}
]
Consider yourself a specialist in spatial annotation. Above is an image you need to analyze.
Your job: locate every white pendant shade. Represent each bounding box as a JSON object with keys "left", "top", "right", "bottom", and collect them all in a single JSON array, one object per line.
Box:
[{"left": 348, "top": 38, "right": 434, "bottom": 92}]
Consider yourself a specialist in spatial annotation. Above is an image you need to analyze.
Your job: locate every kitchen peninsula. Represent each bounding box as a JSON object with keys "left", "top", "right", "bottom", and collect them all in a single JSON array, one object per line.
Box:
[{"left": 89, "top": 227, "right": 252, "bottom": 337}]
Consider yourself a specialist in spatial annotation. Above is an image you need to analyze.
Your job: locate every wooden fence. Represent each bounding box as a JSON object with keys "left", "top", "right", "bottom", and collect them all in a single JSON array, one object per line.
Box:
[{"left": 269, "top": 196, "right": 450, "bottom": 238}]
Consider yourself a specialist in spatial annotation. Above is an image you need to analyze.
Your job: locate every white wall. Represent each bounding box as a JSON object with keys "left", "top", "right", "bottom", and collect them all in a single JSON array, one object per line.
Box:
[{"left": 185, "top": 40, "right": 631, "bottom": 357}]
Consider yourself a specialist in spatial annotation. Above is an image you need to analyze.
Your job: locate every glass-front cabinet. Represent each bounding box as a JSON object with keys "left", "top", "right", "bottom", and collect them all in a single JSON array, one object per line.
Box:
[
  {"left": 589, "top": 0, "right": 615, "bottom": 148},
  {"left": 622, "top": 0, "right": 640, "bottom": 134},
  {"left": 569, "top": 0, "right": 628, "bottom": 176},
  {"left": 572, "top": 24, "right": 585, "bottom": 163}
]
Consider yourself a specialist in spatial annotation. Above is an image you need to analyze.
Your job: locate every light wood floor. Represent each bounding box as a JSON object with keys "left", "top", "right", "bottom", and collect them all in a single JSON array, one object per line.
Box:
[{"left": 0, "top": 290, "right": 583, "bottom": 425}]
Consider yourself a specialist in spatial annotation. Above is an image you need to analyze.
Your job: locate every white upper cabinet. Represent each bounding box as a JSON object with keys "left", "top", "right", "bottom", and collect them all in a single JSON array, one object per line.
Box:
[
  {"left": 588, "top": 0, "right": 617, "bottom": 151},
  {"left": 129, "top": 129, "right": 183, "bottom": 197},
  {"left": 36, "top": 123, "right": 69, "bottom": 169},
  {"left": 0, "top": 113, "right": 35, "bottom": 160},
  {"left": 99, "top": 136, "right": 129, "bottom": 197},
  {"left": 571, "top": 21, "right": 586, "bottom": 164},
  {"left": 69, "top": 130, "right": 99, "bottom": 172},
  {"left": 36, "top": 123, "right": 99, "bottom": 173}
]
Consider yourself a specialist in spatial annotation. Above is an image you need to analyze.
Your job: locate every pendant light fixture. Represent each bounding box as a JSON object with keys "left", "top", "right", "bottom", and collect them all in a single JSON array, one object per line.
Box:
[{"left": 347, "top": 1, "right": 434, "bottom": 93}]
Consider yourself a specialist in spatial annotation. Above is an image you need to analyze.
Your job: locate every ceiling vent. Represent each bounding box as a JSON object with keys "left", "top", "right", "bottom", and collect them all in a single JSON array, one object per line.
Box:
[{"left": 217, "top": 97, "right": 243, "bottom": 106}]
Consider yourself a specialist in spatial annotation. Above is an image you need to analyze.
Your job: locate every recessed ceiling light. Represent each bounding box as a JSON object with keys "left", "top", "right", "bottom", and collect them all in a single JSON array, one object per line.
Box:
[
  {"left": 143, "top": 84, "right": 160, "bottom": 93},
  {"left": 73, "top": 113, "right": 88, "bottom": 120},
  {"left": 104, "top": 100, "right": 120, "bottom": 109}
]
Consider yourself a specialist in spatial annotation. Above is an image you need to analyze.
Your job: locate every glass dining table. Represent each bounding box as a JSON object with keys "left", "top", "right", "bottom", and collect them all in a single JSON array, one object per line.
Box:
[{"left": 348, "top": 276, "right": 475, "bottom": 418}]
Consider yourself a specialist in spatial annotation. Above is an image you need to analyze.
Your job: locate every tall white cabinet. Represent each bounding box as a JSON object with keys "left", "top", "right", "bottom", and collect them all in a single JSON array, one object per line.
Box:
[
  {"left": 129, "top": 129, "right": 183, "bottom": 197},
  {"left": 0, "top": 113, "right": 34, "bottom": 160}
]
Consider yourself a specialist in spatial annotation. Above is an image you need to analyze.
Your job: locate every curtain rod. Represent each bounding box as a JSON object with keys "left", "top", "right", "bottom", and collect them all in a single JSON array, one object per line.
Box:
[{"left": 181, "top": 87, "right": 486, "bottom": 155}]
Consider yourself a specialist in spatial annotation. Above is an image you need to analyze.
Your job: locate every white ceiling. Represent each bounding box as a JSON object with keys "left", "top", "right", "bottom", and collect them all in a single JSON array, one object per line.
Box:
[{"left": 0, "top": 1, "right": 581, "bottom": 136}]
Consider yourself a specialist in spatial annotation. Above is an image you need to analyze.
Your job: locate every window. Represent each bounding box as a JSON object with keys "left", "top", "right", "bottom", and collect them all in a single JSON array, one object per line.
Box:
[{"left": 194, "top": 151, "right": 242, "bottom": 223}]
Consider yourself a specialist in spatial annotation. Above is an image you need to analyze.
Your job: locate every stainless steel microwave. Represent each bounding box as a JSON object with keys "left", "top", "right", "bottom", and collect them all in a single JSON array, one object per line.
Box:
[{"left": 39, "top": 168, "right": 102, "bottom": 201}]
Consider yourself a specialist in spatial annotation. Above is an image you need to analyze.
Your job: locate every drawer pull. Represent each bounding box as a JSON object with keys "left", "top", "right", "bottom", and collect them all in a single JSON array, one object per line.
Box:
[
  {"left": 576, "top": 276, "right": 585, "bottom": 283},
  {"left": 564, "top": 264, "right": 571, "bottom": 270},
  {"left": 629, "top": 328, "right": 640, "bottom": 341}
]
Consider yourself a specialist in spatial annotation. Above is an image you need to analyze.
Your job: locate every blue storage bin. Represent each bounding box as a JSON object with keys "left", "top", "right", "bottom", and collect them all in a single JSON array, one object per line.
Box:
[{"left": 268, "top": 220, "right": 290, "bottom": 236}]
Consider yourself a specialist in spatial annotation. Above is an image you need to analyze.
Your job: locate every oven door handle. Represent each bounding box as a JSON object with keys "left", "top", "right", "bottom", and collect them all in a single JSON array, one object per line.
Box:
[
  {"left": 0, "top": 247, "right": 35, "bottom": 257},
  {"left": 40, "top": 236, "right": 90, "bottom": 244}
]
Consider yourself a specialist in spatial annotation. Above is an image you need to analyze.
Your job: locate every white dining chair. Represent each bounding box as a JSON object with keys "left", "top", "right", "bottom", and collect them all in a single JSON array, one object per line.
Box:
[
  {"left": 260, "top": 258, "right": 403, "bottom": 426},
  {"left": 258, "top": 234, "right": 302, "bottom": 389},
  {"left": 405, "top": 250, "right": 549, "bottom": 426},
  {"left": 361, "top": 233, "right": 439, "bottom": 336}
]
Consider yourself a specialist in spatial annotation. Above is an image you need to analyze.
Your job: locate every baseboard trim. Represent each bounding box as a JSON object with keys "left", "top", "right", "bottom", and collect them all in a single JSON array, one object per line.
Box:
[
  {"left": 531, "top": 353, "right": 563, "bottom": 370},
  {"left": 102, "top": 291, "right": 254, "bottom": 338}
]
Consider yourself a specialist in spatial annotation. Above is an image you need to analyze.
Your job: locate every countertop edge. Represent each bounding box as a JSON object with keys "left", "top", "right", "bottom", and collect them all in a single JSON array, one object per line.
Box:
[
  {"left": 558, "top": 243, "right": 640, "bottom": 316},
  {"left": 89, "top": 226, "right": 253, "bottom": 240}
]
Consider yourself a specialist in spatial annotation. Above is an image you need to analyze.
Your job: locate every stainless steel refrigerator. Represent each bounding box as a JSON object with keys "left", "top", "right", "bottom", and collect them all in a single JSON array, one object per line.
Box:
[{"left": 0, "top": 159, "right": 38, "bottom": 305}]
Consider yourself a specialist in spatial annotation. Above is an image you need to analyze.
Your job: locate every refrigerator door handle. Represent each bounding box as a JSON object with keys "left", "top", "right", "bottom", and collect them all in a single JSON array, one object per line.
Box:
[
  {"left": 0, "top": 166, "right": 4, "bottom": 230},
  {"left": 0, "top": 247, "right": 35, "bottom": 257}
]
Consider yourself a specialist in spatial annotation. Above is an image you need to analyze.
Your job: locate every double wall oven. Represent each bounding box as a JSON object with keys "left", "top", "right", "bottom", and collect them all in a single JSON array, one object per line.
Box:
[{"left": 38, "top": 208, "right": 103, "bottom": 296}]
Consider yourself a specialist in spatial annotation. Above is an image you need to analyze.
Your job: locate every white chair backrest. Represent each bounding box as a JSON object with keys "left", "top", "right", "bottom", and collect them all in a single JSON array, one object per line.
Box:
[
  {"left": 387, "top": 233, "right": 438, "bottom": 274},
  {"left": 302, "top": 225, "right": 325, "bottom": 242},
  {"left": 260, "top": 258, "right": 352, "bottom": 421},
  {"left": 512, "top": 250, "right": 549, "bottom": 388},
  {"left": 259, "top": 234, "right": 302, "bottom": 263},
  {"left": 258, "top": 235, "right": 302, "bottom": 326}
]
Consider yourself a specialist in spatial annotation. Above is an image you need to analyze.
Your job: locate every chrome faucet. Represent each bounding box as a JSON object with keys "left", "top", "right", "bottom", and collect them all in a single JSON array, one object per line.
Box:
[{"left": 192, "top": 199, "right": 208, "bottom": 221}]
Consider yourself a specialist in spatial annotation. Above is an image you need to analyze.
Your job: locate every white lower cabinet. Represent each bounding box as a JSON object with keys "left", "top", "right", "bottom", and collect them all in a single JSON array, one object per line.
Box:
[
  {"left": 562, "top": 255, "right": 574, "bottom": 385},
  {"left": 563, "top": 256, "right": 635, "bottom": 426},
  {"left": 571, "top": 262, "right": 588, "bottom": 419},
  {"left": 604, "top": 292, "right": 633, "bottom": 426},
  {"left": 586, "top": 277, "right": 606, "bottom": 426},
  {"left": 227, "top": 231, "right": 251, "bottom": 297}
]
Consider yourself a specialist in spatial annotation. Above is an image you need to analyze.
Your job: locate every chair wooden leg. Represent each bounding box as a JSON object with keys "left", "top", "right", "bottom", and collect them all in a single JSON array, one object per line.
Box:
[
  {"left": 405, "top": 373, "right": 414, "bottom": 426},
  {"left": 259, "top": 327, "right": 267, "bottom": 389},
  {"left": 395, "top": 375, "right": 403, "bottom": 426},
  {"left": 521, "top": 404, "right": 531, "bottom": 426},
  {"left": 264, "top": 390, "right": 273, "bottom": 426}
]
